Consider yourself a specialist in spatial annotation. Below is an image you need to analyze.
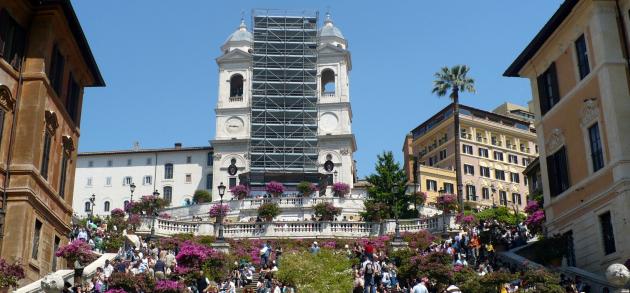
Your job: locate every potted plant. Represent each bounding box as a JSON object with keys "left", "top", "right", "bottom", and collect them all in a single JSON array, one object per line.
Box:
[
  {"left": 313, "top": 202, "right": 342, "bottom": 221},
  {"left": 257, "top": 202, "right": 280, "bottom": 221},
  {"left": 265, "top": 181, "right": 285, "bottom": 197},
  {"left": 0, "top": 259, "right": 24, "bottom": 292},
  {"left": 193, "top": 190, "right": 212, "bottom": 204},
  {"left": 208, "top": 204, "right": 230, "bottom": 220},
  {"left": 436, "top": 194, "right": 458, "bottom": 214},
  {"left": 230, "top": 184, "right": 249, "bottom": 200},
  {"left": 332, "top": 182, "right": 350, "bottom": 197},
  {"left": 297, "top": 181, "right": 317, "bottom": 197},
  {"left": 55, "top": 239, "right": 99, "bottom": 276}
]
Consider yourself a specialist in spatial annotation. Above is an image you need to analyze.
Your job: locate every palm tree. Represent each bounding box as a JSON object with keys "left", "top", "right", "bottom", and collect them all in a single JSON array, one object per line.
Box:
[{"left": 432, "top": 65, "right": 476, "bottom": 213}]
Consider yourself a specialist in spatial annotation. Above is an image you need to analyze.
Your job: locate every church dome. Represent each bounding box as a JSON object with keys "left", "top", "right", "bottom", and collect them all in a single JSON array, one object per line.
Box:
[
  {"left": 318, "top": 13, "right": 344, "bottom": 39},
  {"left": 225, "top": 19, "right": 253, "bottom": 43}
]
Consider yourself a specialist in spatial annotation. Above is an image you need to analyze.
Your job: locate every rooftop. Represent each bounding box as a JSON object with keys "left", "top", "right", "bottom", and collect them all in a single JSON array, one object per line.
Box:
[{"left": 78, "top": 143, "right": 212, "bottom": 157}]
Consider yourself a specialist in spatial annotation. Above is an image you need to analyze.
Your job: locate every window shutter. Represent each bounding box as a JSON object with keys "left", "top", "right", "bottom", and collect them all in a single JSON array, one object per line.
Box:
[
  {"left": 537, "top": 73, "right": 550, "bottom": 115},
  {"left": 548, "top": 63, "right": 560, "bottom": 107},
  {"left": 0, "top": 10, "right": 10, "bottom": 57}
]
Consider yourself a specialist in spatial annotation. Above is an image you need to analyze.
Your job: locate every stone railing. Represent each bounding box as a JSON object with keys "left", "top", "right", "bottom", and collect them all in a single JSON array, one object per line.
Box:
[
  {"left": 163, "top": 196, "right": 366, "bottom": 220},
  {"left": 136, "top": 214, "right": 456, "bottom": 239},
  {"left": 321, "top": 92, "right": 336, "bottom": 98},
  {"left": 15, "top": 253, "right": 117, "bottom": 293}
]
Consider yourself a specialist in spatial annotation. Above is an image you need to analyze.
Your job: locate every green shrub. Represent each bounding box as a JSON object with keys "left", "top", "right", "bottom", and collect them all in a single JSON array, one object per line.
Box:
[
  {"left": 276, "top": 250, "right": 353, "bottom": 293},
  {"left": 257, "top": 203, "right": 280, "bottom": 221},
  {"left": 193, "top": 190, "right": 212, "bottom": 204}
]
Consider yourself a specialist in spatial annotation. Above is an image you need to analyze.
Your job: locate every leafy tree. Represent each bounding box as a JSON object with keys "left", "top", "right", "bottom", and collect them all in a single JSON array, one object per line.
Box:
[
  {"left": 363, "top": 151, "right": 413, "bottom": 220},
  {"left": 432, "top": 65, "right": 475, "bottom": 212},
  {"left": 193, "top": 190, "right": 212, "bottom": 204},
  {"left": 475, "top": 206, "right": 519, "bottom": 226},
  {"left": 276, "top": 250, "right": 353, "bottom": 293}
]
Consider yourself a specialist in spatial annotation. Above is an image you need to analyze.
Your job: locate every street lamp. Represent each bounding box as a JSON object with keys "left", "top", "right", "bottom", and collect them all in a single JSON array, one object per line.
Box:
[
  {"left": 89, "top": 193, "right": 96, "bottom": 219},
  {"left": 129, "top": 182, "right": 136, "bottom": 203},
  {"left": 217, "top": 182, "right": 226, "bottom": 242},
  {"left": 439, "top": 188, "right": 448, "bottom": 237},
  {"left": 491, "top": 184, "right": 497, "bottom": 209},
  {"left": 391, "top": 186, "right": 402, "bottom": 242},
  {"left": 150, "top": 190, "right": 160, "bottom": 240}
]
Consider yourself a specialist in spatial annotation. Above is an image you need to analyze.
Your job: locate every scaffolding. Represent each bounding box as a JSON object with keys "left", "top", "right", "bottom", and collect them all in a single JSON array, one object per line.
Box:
[{"left": 248, "top": 10, "right": 320, "bottom": 186}]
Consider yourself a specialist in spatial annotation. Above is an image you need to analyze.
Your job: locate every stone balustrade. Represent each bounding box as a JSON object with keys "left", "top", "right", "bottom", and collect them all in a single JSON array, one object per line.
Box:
[{"left": 136, "top": 214, "right": 456, "bottom": 239}]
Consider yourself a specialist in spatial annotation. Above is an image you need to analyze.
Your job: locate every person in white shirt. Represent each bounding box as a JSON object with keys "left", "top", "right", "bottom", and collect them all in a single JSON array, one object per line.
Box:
[
  {"left": 412, "top": 277, "right": 429, "bottom": 293},
  {"left": 103, "top": 259, "right": 114, "bottom": 279}
]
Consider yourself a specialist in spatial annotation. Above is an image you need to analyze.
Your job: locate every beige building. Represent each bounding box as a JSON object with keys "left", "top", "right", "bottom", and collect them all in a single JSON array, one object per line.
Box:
[
  {"left": 403, "top": 103, "right": 538, "bottom": 211},
  {"left": 505, "top": 0, "right": 630, "bottom": 274},
  {"left": 0, "top": 0, "right": 104, "bottom": 283}
]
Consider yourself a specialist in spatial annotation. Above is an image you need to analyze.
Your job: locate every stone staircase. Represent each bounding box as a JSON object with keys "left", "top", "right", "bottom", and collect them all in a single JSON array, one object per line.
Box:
[{"left": 237, "top": 271, "right": 259, "bottom": 293}]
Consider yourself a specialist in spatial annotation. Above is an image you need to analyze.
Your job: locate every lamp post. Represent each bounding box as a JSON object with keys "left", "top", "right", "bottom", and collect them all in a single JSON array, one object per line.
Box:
[
  {"left": 129, "top": 182, "right": 136, "bottom": 203},
  {"left": 391, "top": 186, "right": 402, "bottom": 242},
  {"left": 439, "top": 188, "right": 447, "bottom": 236},
  {"left": 150, "top": 190, "right": 160, "bottom": 240},
  {"left": 89, "top": 193, "right": 96, "bottom": 219},
  {"left": 491, "top": 184, "right": 497, "bottom": 209},
  {"left": 217, "top": 182, "right": 226, "bottom": 242}
]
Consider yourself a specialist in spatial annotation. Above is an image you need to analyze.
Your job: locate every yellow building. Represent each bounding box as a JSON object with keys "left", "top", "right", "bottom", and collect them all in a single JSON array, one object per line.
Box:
[
  {"left": 505, "top": 0, "right": 630, "bottom": 274},
  {"left": 403, "top": 103, "right": 538, "bottom": 211}
]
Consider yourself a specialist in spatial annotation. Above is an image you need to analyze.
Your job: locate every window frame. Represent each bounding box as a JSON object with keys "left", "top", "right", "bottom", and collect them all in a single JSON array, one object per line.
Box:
[
  {"left": 463, "top": 164, "right": 474, "bottom": 175},
  {"left": 164, "top": 163, "right": 174, "bottom": 179},
  {"left": 599, "top": 211, "right": 616, "bottom": 255},
  {"left": 586, "top": 122, "right": 605, "bottom": 173},
  {"left": 537, "top": 62, "right": 560, "bottom": 115},
  {"left": 547, "top": 146, "right": 570, "bottom": 197},
  {"left": 574, "top": 34, "right": 590, "bottom": 80},
  {"left": 41, "top": 131, "right": 52, "bottom": 180}
]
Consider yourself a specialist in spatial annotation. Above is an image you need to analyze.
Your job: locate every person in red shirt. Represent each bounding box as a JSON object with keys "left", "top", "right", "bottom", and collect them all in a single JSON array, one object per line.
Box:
[{"left": 364, "top": 241, "right": 375, "bottom": 261}]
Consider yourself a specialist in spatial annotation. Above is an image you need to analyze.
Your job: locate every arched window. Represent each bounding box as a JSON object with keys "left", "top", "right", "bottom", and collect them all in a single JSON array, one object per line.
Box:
[
  {"left": 104, "top": 201, "right": 110, "bottom": 212},
  {"left": 229, "top": 74, "right": 244, "bottom": 97},
  {"left": 164, "top": 163, "right": 173, "bottom": 179},
  {"left": 321, "top": 69, "right": 335, "bottom": 94},
  {"left": 84, "top": 202, "right": 91, "bottom": 212},
  {"left": 163, "top": 186, "right": 173, "bottom": 204}
]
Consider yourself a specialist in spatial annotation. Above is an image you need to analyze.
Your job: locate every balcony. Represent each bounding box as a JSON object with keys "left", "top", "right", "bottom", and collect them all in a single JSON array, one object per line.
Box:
[
  {"left": 321, "top": 92, "right": 336, "bottom": 98},
  {"left": 229, "top": 95, "right": 244, "bottom": 102}
]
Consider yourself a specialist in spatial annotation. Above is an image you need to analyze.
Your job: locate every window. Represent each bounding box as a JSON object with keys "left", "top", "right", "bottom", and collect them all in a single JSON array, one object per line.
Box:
[
  {"left": 464, "top": 164, "right": 474, "bottom": 175},
  {"left": 495, "top": 170, "right": 505, "bottom": 181},
  {"left": 426, "top": 179, "right": 437, "bottom": 192},
  {"left": 547, "top": 147, "right": 570, "bottom": 197},
  {"left": 512, "top": 193, "right": 522, "bottom": 205},
  {"left": 575, "top": 34, "right": 590, "bottom": 79},
  {"left": 146, "top": 157, "right": 152, "bottom": 165},
  {"left": 229, "top": 74, "right": 244, "bottom": 97},
  {"left": 123, "top": 176, "right": 132, "bottom": 186},
  {"left": 105, "top": 177, "right": 112, "bottom": 186},
  {"left": 564, "top": 231, "right": 576, "bottom": 267},
  {"left": 588, "top": 123, "right": 604, "bottom": 172},
  {"left": 59, "top": 152, "right": 69, "bottom": 198},
  {"left": 229, "top": 177, "right": 237, "bottom": 188},
  {"left": 524, "top": 176, "right": 529, "bottom": 186},
  {"left": 206, "top": 174, "right": 213, "bottom": 190},
  {"left": 51, "top": 236, "right": 60, "bottom": 271},
  {"left": 522, "top": 158, "right": 531, "bottom": 166},
  {"left": 466, "top": 185, "right": 477, "bottom": 201},
  {"left": 482, "top": 187, "right": 490, "bottom": 200},
  {"left": 428, "top": 157, "right": 434, "bottom": 166},
  {"left": 66, "top": 73, "right": 80, "bottom": 122},
  {"left": 49, "top": 44, "right": 65, "bottom": 97},
  {"left": 510, "top": 172, "right": 520, "bottom": 183},
  {"left": 107, "top": 160, "right": 113, "bottom": 167},
  {"left": 207, "top": 152, "right": 213, "bottom": 166},
  {"left": 321, "top": 69, "right": 335, "bottom": 94},
  {"left": 499, "top": 191, "right": 507, "bottom": 206},
  {"left": 163, "top": 186, "right": 172, "bottom": 203},
  {"left": 186, "top": 156, "right": 192, "bottom": 164},
  {"left": 439, "top": 149, "right": 447, "bottom": 160},
  {"left": 31, "top": 219, "right": 42, "bottom": 260},
  {"left": 127, "top": 159, "right": 132, "bottom": 166},
  {"left": 41, "top": 131, "right": 52, "bottom": 180},
  {"left": 478, "top": 148, "right": 489, "bottom": 158},
  {"left": 185, "top": 174, "right": 192, "bottom": 183},
  {"left": 0, "top": 9, "right": 27, "bottom": 68},
  {"left": 164, "top": 163, "right": 173, "bottom": 179},
  {"left": 88, "top": 161, "right": 94, "bottom": 167},
  {"left": 462, "top": 144, "right": 473, "bottom": 155},
  {"left": 87, "top": 177, "right": 93, "bottom": 186},
  {"left": 143, "top": 175, "right": 152, "bottom": 185},
  {"left": 480, "top": 166, "right": 490, "bottom": 178},
  {"left": 443, "top": 183, "right": 454, "bottom": 194},
  {"left": 599, "top": 211, "right": 616, "bottom": 255},
  {"left": 508, "top": 154, "right": 518, "bottom": 164},
  {"left": 537, "top": 63, "right": 560, "bottom": 115},
  {"left": 104, "top": 201, "right": 110, "bottom": 212},
  {"left": 84, "top": 202, "right": 91, "bottom": 212},
  {"left": 493, "top": 151, "right": 504, "bottom": 161}
]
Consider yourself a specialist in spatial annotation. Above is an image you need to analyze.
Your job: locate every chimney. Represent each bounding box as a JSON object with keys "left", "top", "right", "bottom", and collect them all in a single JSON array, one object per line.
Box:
[{"left": 174, "top": 142, "right": 182, "bottom": 149}]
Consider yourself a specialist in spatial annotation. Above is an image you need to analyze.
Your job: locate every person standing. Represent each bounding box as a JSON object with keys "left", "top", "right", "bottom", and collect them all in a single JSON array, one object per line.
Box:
[
  {"left": 411, "top": 277, "right": 429, "bottom": 293},
  {"left": 361, "top": 256, "right": 376, "bottom": 293}
]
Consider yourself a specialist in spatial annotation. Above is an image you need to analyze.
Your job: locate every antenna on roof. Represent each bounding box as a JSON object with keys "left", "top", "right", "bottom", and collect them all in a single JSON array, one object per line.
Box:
[{"left": 132, "top": 141, "right": 140, "bottom": 151}]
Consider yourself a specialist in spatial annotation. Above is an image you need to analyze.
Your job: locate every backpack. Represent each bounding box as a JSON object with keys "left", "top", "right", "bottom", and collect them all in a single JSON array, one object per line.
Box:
[{"left": 365, "top": 262, "right": 374, "bottom": 275}]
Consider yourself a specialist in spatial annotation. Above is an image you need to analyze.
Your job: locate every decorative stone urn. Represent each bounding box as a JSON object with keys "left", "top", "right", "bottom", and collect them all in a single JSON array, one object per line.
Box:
[{"left": 605, "top": 263, "right": 630, "bottom": 293}]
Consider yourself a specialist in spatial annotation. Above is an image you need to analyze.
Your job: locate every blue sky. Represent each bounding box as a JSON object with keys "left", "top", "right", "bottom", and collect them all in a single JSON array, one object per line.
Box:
[{"left": 73, "top": 0, "right": 562, "bottom": 178}]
